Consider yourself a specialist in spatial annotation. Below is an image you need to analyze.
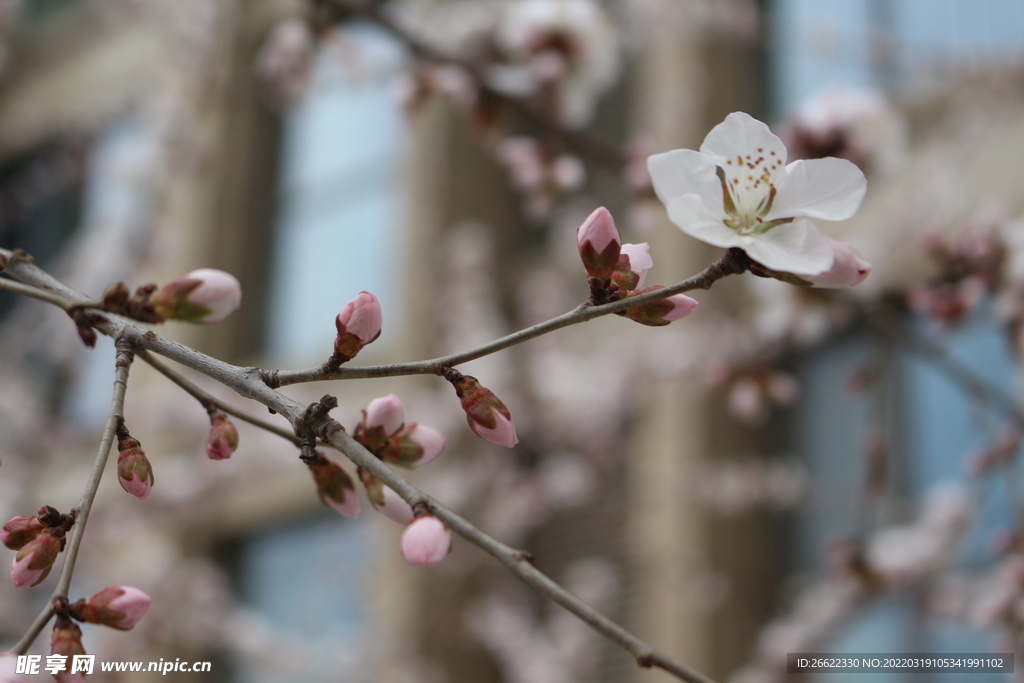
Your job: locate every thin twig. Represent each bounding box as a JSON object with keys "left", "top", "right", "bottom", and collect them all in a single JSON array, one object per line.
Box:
[
  {"left": 271, "top": 247, "right": 750, "bottom": 385},
  {"left": 866, "top": 307, "right": 1024, "bottom": 529},
  {"left": 0, "top": 276, "right": 75, "bottom": 310},
  {"left": 12, "top": 337, "right": 134, "bottom": 655},
  {"left": 136, "top": 349, "right": 301, "bottom": 446},
  {"left": 312, "top": 418, "right": 717, "bottom": 683},
  {"left": 865, "top": 308, "right": 1024, "bottom": 425}
]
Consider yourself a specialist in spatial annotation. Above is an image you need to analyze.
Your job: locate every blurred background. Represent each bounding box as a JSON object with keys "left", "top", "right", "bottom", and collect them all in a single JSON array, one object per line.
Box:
[{"left": 2, "top": 0, "right": 1024, "bottom": 682}]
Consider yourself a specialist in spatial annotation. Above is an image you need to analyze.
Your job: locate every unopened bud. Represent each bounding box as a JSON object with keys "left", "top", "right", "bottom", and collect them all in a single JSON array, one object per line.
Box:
[
  {"left": 750, "top": 237, "right": 872, "bottom": 289},
  {"left": 445, "top": 372, "right": 518, "bottom": 447},
  {"left": 621, "top": 286, "right": 698, "bottom": 326},
  {"left": 400, "top": 515, "right": 452, "bottom": 566},
  {"left": 577, "top": 207, "right": 622, "bottom": 282},
  {"left": 205, "top": 409, "right": 239, "bottom": 460},
  {"left": 333, "top": 291, "right": 383, "bottom": 363},
  {"left": 1, "top": 516, "right": 45, "bottom": 551},
  {"left": 69, "top": 585, "right": 152, "bottom": 631},
  {"left": 307, "top": 453, "right": 360, "bottom": 517},
  {"left": 117, "top": 427, "right": 154, "bottom": 501},
  {"left": 0, "top": 651, "right": 29, "bottom": 683},
  {"left": 381, "top": 423, "right": 447, "bottom": 468},
  {"left": 50, "top": 617, "right": 86, "bottom": 683},
  {"left": 359, "top": 469, "right": 415, "bottom": 525},
  {"left": 612, "top": 242, "right": 653, "bottom": 290},
  {"left": 362, "top": 394, "right": 405, "bottom": 441},
  {"left": 150, "top": 268, "right": 242, "bottom": 324},
  {"left": 11, "top": 532, "right": 60, "bottom": 588},
  {"left": 804, "top": 237, "right": 872, "bottom": 288}
]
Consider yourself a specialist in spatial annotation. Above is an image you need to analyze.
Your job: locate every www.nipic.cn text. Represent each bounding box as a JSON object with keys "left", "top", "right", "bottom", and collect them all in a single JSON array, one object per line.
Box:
[{"left": 16, "top": 654, "right": 212, "bottom": 675}]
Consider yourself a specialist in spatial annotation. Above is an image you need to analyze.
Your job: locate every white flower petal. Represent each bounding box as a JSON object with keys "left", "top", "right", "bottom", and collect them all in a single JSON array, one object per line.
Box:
[
  {"left": 647, "top": 149, "right": 721, "bottom": 206},
  {"left": 699, "top": 112, "right": 787, "bottom": 167},
  {"left": 620, "top": 243, "right": 652, "bottom": 273},
  {"left": 767, "top": 157, "right": 867, "bottom": 222},
  {"left": 743, "top": 219, "right": 834, "bottom": 275},
  {"left": 666, "top": 194, "right": 740, "bottom": 248}
]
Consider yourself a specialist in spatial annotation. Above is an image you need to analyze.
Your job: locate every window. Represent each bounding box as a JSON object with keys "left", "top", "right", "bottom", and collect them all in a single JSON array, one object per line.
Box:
[{"left": 266, "top": 24, "right": 408, "bottom": 364}]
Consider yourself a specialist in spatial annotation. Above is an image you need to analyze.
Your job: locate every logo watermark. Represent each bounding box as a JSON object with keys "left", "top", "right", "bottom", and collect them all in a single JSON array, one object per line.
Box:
[{"left": 16, "top": 654, "right": 212, "bottom": 675}]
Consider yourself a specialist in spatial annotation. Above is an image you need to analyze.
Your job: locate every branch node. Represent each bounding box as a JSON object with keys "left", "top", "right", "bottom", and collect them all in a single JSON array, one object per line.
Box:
[
  {"left": 512, "top": 550, "right": 535, "bottom": 564},
  {"left": 51, "top": 596, "right": 71, "bottom": 619},
  {"left": 260, "top": 368, "right": 281, "bottom": 389},
  {"left": 636, "top": 653, "right": 655, "bottom": 668},
  {"left": 295, "top": 395, "right": 340, "bottom": 457},
  {"left": 8, "top": 248, "right": 34, "bottom": 265}
]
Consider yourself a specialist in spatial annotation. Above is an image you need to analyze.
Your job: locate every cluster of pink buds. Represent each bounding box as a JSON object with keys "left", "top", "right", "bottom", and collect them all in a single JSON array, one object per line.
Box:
[
  {"left": 495, "top": 137, "right": 585, "bottom": 219},
  {"left": 909, "top": 228, "right": 1005, "bottom": 326},
  {"left": 441, "top": 369, "right": 519, "bottom": 447},
  {"left": 352, "top": 394, "right": 447, "bottom": 523},
  {"left": 32, "top": 586, "right": 152, "bottom": 682},
  {"left": 99, "top": 268, "right": 242, "bottom": 325},
  {"left": 576, "top": 207, "right": 699, "bottom": 325},
  {"left": 116, "top": 421, "right": 154, "bottom": 501},
  {"left": 2, "top": 506, "right": 74, "bottom": 588},
  {"left": 401, "top": 515, "right": 452, "bottom": 566},
  {"left": 305, "top": 451, "right": 360, "bottom": 518},
  {"left": 331, "top": 291, "right": 383, "bottom": 365},
  {"left": 706, "top": 364, "right": 799, "bottom": 425},
  {"left": 205, "top": 407, "right": 239, "bottom": 461},
  {"left": 354, "top": 394, "right": 447, "bottom": 468}
]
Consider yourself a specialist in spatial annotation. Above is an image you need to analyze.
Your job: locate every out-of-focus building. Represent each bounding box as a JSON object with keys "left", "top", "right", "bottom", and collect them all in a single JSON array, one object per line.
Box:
[{"left": 3, "top": 1, "right": 1024, "bottom": 683}]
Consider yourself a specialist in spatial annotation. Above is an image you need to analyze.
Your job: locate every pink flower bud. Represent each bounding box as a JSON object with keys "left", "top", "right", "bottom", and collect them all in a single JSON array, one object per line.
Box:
[
  {"left": 447, "top": 373, "right": 518, "bottom": 447},
  {"left": 151, "top": 268, "right": 242, "bottom": 324},
  {"left": 1, "top": 516, "right": 45, "bottom": 551},
  {"left": 619, "top": 242, "right": 653, "bottom": 288},
  {"left": 205, "top": 410, "right": 239, "bottom": 460},
  {"left": 364, "top": 394, "right": 406, "bottom": 437},
  {"left": 374, "top": 485, "right": 415, "bottom": 526},
  {"left": 333, "top": 291, "right": 383, "bottom": 362},
  {"left": 117, "top": 433, "right": 154, "bottom": 501},
  {"left": 577, "top": 207, "right": 622, "bottom": 282},
  {"left": 50, "top": 618, "right": 85, "bottom": 683},
  {"left": 621, "top": 286, "right": 699, "bottom": 326},
  {"left": 805, "top": 237, "right": 872, "bottom": 288},
  {"left": 391, "top": 423, "right": 447, "bottom": 468},
  {"left": 400, "top": 516, "right": 452, "bottom": 566},
  {"left": 307, "top": 454, "right": 360, "bottom": 517},
  {"left": 0, "top": 651, "right": 30, "bottom": 683},
  {"left": 358, "top": 466, "right": 416, "bottom": 525},
  {"left": 69, "top": 585, "right": 152, "bottom": 631},
  {"left": 11, "top": 532, "right": 60, "bottom": 588}
]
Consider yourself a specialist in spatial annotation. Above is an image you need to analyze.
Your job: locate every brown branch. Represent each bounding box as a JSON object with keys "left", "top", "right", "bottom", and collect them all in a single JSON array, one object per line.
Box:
[
  {"left": 311, "top": 414, "right": 717, "bottom": 683},
  {"left": 0, "top": 275, "right": 77, "bottom": 310},
  {"left": 0, "top": 248, "right": 721, "bottom": 683},
  {"left": 271, "top": 247, "right": 750, "bottom": 385},
  {"left": 136, "top": 349, "right": 302, "bottom": 446},
  {"left": 12, "top": 336, "right": 134, "bottom": 655}
]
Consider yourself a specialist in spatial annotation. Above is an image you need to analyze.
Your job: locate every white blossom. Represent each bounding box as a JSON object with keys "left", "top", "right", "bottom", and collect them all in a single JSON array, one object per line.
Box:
[{"left": 648, "top": 112, "right": 868, "bottom": 276}]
